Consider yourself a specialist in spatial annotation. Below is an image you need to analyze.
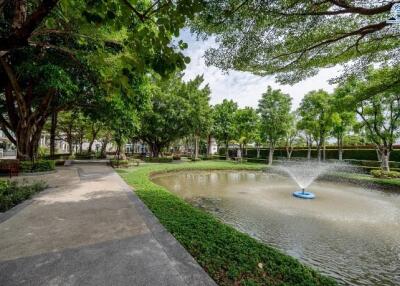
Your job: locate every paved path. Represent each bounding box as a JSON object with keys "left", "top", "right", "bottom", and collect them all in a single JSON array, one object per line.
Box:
[{"left": 0, "top": 164, "right": 216, "bottom": 286}]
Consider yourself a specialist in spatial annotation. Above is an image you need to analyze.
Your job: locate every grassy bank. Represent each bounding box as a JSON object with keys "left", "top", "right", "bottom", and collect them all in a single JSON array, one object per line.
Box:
[
  {"left": 324, "top": 172, "right": 400, "bottom": 190},
  {"left": 0, "top": 180, "right": 47, "bottom": 212},
  {"left": 118, "top": 161, "right": 336, "bottom": 286}
]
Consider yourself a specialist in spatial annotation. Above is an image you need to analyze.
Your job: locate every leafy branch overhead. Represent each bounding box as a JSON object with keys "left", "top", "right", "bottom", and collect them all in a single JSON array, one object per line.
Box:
[{"left": 192, "top": 1, "right": 400, "bottom": 83}]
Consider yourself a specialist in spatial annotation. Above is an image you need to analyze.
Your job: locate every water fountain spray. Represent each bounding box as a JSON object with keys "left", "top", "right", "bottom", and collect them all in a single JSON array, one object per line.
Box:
[{"left": 277, "top": 160, "right": 339, "bottom": 199}]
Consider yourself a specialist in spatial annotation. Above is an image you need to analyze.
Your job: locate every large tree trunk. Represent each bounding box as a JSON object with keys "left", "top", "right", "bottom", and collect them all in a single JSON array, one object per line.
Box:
[
  {"left": 100, "top": 139, "right": 109, "bottom": 158},
  {"left": 225, "top": 141, "right": 229, "bottom": 160},
  {"left": 337, "top": 137, "right": 343, "bottom": 161},
  {"left": 381, "top": 148, "right": 390, "bottom": 172},
  {"left": 376, "top": 147, "right": 381, "bottom": 161},
  {"left": 316, "top": 144, "right": 321, "bottom": 162},
  {"left": 194, "top": 135, "right": 199, "bottom": 159},
  {"left": 268, "top": 144, "right": 274, "bottom": 165},
  {"left": 50, "top": 110, "right": 57, "bottom": 159},
  {"left": 206, "top": 135, "right": 211, "bottom": 157},
  {"left": 286, "top": 146, "right": 293, "bottom": 160},
  {"left": 322, "top": 142, "right": 326, "bottom": 161},
  {"left": 307, "top": 138, "right": 312, "bottom": 160},
  {"left": 256, "top": 145, "right": 260, "bottom": 158},
  {"left": 150, "top": 143, "right": 160, "bottom": 158},
  {"left": 16, "top": 122, "right": 45, "bottom": 161}
]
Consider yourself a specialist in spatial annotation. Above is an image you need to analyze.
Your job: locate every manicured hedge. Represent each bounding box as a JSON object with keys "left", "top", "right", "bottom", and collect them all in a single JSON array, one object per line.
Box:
[
  {"left": 0, "top": 180, "right": 46, "bottom": 212},
  {"left": 143, "top": 157, "right": 173, "bottom": 163},
  {"left": 220, "top": 148, "right": 400, "bottom": 162},
  {"left": 20, "top": 160, "right": 55, "bottom": 173},
  {"left": 110, "top": 159, "right": 129, "bottom": 168}
]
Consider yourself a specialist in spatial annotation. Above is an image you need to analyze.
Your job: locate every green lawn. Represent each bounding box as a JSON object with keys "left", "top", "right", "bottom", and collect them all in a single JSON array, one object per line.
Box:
[
  {"left": 326, "top": 172, "right": 400, "bottom": 189},
  {"left": 118, "top": 161, "right": 337, "bottom": 286}
]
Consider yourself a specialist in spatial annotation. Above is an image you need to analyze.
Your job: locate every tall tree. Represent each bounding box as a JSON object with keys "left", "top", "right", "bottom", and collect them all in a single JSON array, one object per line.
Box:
[
  {"left": 184, "top": 76, "right": 212, "bottom": 160},
  {"left": 212, "top": 99, "right": 238, "bottom": 160},
  {"left": 138, "top": 74, "right": 203, "bottom": 157},
  {"left": 331, "top": 92, "right": 356, "bottom": 161},
  {"left": 0, "top": 0, "right": 202, "bottom": 160},
  {"left": 298, "top": 90, "right": 332, "bottom": 161},
  {"left": 234, "top": 107, "right": 258, "bottom": 158},
  {"left": 283, "top": 112, "right": 298, "bottom": 160},
  {"left": 257, "top": 86, "right": 291, "bottom": 165},
  {"left": 193, "top": 1, "right": 400, "bottom": 84},
  {"left": 336, "top": 67, "right": 400, "bottom": 171}
]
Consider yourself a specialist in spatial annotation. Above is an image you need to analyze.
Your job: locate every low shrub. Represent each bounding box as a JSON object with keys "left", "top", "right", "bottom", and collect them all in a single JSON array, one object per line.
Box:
[
  {"left": 172, "top": 155, "right": 181, "bottom": 160},
  {"left": 110, "top": 159, "right": 129, "bottom": 168},
  {"left": 143, "top": 157, "right": 173, "bottom": 163},
  {"left": 190, "top": 157, "right": 202, "bottom": 161},
  {"left": 20, "top": 160, "right": 55, "bottom": 173},
  {"left": 370, "top": 169, "right": 400, "bottom": 179},
  {"left": 74, "top": 152, "right": 96, "bottom": 160},
  {"left": 55, "top": 160, "right": 66, "bottom": 166},
  {"left": 0, "top": 180, "right": 46, "bottom": 212}
]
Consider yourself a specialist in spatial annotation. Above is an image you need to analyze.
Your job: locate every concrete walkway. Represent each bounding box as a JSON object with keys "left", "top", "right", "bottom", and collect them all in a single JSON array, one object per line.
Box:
[{"left": 0, "top": 164, "right": 216, "bottom": 286}]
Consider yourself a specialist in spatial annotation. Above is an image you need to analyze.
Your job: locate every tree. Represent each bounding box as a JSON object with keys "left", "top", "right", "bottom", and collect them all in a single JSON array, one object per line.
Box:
[
  {"left": 138, "top": 74, "right": 204, "bottom": 157},
  {"left": 184, "top": 76, "right": 212, "bottom": 160},
  {"left": 283, "top": 112, "right": 298, "bottom": 160},
  {"left": 56, "top": 111, "right": 77, "bottom": 155},
  {"left": 234, "top": 107, "right": 258, "bottom": 158},
  {"left": 0, "top": 0, "right": 202, "bottom": 160},
  {"left": 193, "top": 1, "right": 400, "bottom": 84},
  {"left": 257, "top": 86, "right": 291, "bottom": 165},
  {"left": 298, "top": 90, "right": 332, "bottom": 161},
  {"left": 336, "top": 68, "right": 400, "bottom": 171},
  {"left": 212, "top": 99, "right": 238, "bottom": 160},
  {"left": 331, "top": 92, "right": 356, "bottom": 161}
]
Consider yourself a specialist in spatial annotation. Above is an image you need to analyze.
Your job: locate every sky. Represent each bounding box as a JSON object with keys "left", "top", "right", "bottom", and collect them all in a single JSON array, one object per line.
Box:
[{"left": 179, "top": 29, "right": 338, "bottom": 110}]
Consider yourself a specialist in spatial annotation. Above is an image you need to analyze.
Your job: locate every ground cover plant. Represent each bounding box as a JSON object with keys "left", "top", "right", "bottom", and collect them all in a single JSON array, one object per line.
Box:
[
  {"left": 0, "top": 180, "right": 46, "bottom": 212},
  {"left": 118, "top": 161, "right": 337, "bottom": 286}
]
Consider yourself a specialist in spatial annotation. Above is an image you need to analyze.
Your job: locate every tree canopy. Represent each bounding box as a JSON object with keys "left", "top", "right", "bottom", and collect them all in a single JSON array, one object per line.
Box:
[{"left": 192, "top": 1, "right": 400, "bottom": 84}]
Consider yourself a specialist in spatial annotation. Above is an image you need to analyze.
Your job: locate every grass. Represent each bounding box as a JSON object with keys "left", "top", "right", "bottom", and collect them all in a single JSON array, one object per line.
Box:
[
  {"left": 118, "top": 161, "right": 337, "bottom": 286},
  {"left": 326, "top": 172, "right": 400, "bottom": 189},
  {"left": 0, "top": 180, "right": 47, "bottom": 212}
]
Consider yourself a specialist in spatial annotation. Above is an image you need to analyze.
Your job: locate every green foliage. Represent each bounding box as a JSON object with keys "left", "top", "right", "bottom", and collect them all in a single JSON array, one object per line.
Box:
[
  {"left": 20, "top": 160, "right": 55, "bottom": 173},
  {"left": 118, "top": 161, "right": 336, "bottom": 286},
  {"left": 371, "top": 170, "right": 400, "bottom": 179},
  {"left": 298, "top": 90, "right": 332, "bottom": 154},
  {"left": 0, "top": 180, "right": 46, "bottom": 212},
  {"left": 212, "top": 99, "right": 238, "bottom": 146},
  {"left": 258, "top": 86, "right": 292, "bottom": 147},
  {"left": 110, "top": 159, "right": 129, "bottom": 168},
  {"left": 192, "top": 1, "right": 399, "bottom": 83},
  {"left": 221, "top": 147, "right": 400, "bottom": 163},
  {"left": 234, "top": 107, "right": 259, "bottom": 146},
  {"left": 138, "top": 73, "right": 211, "bottom": 157},
  {"left": 143, "top": 157, "right": 173, "bottom": 163}
]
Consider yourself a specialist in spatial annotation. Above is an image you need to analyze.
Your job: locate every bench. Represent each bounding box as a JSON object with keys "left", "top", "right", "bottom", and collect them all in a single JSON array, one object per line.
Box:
[{"left": 0, "top": 159, "right": 20, "bottom": 178}]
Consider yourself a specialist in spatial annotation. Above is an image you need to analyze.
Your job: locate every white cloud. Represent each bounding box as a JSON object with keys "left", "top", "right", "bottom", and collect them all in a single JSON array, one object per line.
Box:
[{"left": 179, "top": 29, "right": 338, "bottom": 110}]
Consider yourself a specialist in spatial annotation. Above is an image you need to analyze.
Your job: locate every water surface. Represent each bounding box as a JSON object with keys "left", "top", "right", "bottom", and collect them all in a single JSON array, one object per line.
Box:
[{"left": 152, "top": 171, "right": 400, "bottom": 286}]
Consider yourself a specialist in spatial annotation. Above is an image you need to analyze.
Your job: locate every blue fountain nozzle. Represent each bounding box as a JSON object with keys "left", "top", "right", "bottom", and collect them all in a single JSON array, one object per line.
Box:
[{"left": 301, "top": 188, "right": 305, "bottom": 194}]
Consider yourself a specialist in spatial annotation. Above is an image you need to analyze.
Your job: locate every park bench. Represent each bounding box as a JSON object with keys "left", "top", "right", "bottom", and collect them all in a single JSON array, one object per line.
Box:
[{"left": 0, "top": 159, "right": 20, "bottom": 178}]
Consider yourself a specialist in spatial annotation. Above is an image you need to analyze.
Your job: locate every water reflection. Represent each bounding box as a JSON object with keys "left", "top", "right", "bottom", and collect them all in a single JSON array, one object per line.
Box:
[{"left": 152, "top": 171, "right": 400, "bottom": 286}]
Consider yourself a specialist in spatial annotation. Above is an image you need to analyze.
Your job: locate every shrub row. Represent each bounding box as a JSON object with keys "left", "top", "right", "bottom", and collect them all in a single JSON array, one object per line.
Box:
[
  {"left": 110, "top": 159, "right": 129, "bottom": 168},
  {"left": 370, "top": 170, "right": 400, "bottom": 179},
  {"left": 219, "top": 148, "right": 400, "bottom": 162},
  {"left": 20, "top": 160, "right": 55, "bottom": 173},
  {"left": 143, "top": 157, "right": 173, "bottom": 163},
  {"left": 0, "top": 180, "right": 46, "bottom": 212}
]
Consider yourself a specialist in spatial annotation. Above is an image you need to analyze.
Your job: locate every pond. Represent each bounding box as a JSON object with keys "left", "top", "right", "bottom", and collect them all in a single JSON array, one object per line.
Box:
[{"left": 152, "top": 171, "right": 400, "bottom": 286}]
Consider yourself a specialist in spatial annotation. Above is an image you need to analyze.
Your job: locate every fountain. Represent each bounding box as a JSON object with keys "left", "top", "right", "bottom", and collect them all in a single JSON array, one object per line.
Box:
[{"left": 276, "top": 160, "right": 337, "bottom": 199}]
